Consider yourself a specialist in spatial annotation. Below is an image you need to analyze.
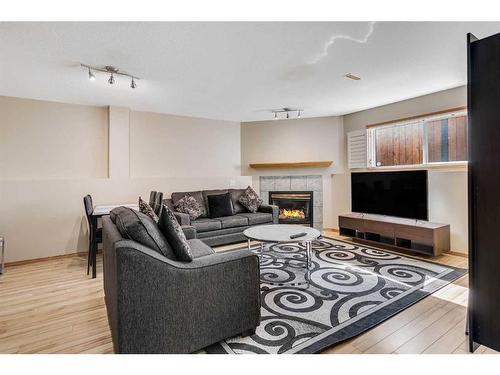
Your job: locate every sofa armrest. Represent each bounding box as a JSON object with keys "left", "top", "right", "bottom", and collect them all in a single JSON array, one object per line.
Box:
[
  {"left": 181, "top": 225, "right": 196, "bottom": 240},
  {"left": 113, "top": 242, "right": 261, "bottom": 353},
  {"left": 173, "top": 211, "right": 190, "bottom": 226},
  {"left": 163, "top": 198, "right": 191, "bottom": 225},
  {"left": 163, "top": 198, "right": 175, "bottom": 211},
  {"left": 258, "top": 204, "right": 279, "bottom": 224}
]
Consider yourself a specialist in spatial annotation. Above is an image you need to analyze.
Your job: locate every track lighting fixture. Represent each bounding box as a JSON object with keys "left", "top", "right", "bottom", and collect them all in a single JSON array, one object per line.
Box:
[
  {"left": 80, "top": 64, "right": 140, "bottom": 89},
  {"left": 269, "top": 108, "right": 303, "bottom": 120}
]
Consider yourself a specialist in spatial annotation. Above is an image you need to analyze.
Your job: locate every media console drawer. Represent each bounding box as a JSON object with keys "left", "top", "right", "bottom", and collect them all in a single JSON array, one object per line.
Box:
[
  {"left": 338, "top": 216, "right": 363, "bottom": 231},
  {"left": 338, "top": 213, "right": 450, "bottom": 256},
  {"left": 364, "top": 219, "right": 395, "bottom": 237},
  {"left": 393, "top": 225, "right": 434, "bottom": 245}
]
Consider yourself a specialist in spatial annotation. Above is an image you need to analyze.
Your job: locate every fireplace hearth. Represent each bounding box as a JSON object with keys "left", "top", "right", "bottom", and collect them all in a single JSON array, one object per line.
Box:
[{"left": 269, "top": 191, "right": 313, "bottom": 226}]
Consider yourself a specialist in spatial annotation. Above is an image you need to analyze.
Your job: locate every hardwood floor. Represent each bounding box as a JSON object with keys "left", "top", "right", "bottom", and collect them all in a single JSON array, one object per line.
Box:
[{"left": 0, "top": 231, "right": 496, "bottom": 354}]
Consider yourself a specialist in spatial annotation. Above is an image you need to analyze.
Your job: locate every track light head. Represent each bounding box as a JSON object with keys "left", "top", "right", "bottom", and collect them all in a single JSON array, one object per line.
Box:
[
  {"left": 270, "top": 108, "right": 303, "bottom": 120},
  {"left": 88, "top": 67, "right": 95, "bottom": 81},
  {"left": 81, "top": 64, "right": 140, "bottom": 89}
]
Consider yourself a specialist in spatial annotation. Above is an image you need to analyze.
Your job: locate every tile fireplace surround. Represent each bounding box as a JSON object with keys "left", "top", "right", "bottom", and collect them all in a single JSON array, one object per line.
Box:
[{"left": 259, "top": 175, "right": 323, "bottom": 230}]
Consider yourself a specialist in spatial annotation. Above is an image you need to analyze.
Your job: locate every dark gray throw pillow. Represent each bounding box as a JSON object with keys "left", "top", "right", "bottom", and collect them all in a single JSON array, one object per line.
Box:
[
  {"left": 110, "top": 206, "right": 130, "bottom": 224},
  {"left": 207, "top": 192, "right": 233, "bottom": 218},
  {"left": 158, "top": 205, "right": 193, "bottom": 262},
  {"left": 111, "top": 207, "right": 176, "bottom": 260}
]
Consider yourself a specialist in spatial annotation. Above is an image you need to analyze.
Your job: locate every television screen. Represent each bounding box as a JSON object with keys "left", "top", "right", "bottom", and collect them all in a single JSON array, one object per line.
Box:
[{"left": 351, "top": 170, "right": 428, "bottom": 220}]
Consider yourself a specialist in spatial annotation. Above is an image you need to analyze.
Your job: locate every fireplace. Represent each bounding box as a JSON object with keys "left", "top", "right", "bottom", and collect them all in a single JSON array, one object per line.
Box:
[{"left": 269, "top": 191, "right": 313, "bottom": 226}]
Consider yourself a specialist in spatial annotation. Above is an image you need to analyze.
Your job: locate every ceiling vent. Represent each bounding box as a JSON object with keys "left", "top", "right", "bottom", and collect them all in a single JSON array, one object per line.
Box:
[{"left": 344, "top": 73, "right": 361, "bottom": 81}]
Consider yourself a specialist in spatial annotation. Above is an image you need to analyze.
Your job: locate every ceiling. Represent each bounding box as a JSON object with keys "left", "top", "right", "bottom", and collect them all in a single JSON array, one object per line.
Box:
[{"left": 1, "top": 22, "right": 500, "bottom": 122}]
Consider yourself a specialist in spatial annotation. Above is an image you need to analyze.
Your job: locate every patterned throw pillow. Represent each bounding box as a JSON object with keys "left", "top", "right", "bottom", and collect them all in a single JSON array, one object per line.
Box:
[
  {"left": 139, "top": 197, "right": 159, "bottom": 223},
  {"left": 238, "top": 186, "right": 263, "bottom": 213},
  {"left": 157, "top": 205, "right": 193, "bottom": 262},
  {"left": 174, "top": 195, "right": 202, "bottom": 220}
]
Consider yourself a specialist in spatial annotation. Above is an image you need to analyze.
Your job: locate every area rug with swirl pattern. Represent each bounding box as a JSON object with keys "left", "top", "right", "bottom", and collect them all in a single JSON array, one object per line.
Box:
[{"left": 205, "top": 236, "right": 466, "bottom": 354}]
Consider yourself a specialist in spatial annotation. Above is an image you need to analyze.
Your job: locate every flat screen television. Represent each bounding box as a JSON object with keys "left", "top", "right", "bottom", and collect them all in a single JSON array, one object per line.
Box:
[{"left": 351, "top": 170, "right": 428, "bottom": 220}]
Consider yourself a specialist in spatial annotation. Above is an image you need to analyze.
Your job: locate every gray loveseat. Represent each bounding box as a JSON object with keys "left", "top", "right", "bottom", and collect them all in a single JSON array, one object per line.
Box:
[
  {"left": 102, "top": 211, "right": 261, "bottom": 354},
  {"left": 164, "top": 188, "right": 279, "bottom": 247}
]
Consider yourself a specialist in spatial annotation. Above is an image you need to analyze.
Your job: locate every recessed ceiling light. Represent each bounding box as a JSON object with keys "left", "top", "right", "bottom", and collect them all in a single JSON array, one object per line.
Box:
[{"left": 344, "top": 73, "right": 361, "bottom": 81}]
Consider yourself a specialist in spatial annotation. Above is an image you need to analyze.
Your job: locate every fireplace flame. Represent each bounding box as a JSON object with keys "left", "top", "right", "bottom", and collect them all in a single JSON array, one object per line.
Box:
[{"left": 279, "top": 208, "right": 306, "bottom": 220}]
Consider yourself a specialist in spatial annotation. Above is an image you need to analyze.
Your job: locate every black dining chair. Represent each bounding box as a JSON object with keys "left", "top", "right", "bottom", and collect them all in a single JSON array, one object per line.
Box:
[
  {"left": 154, "top": 191, "right": 164, "bottom": 216},
  {"left": 83, "top": 194, "right": 102, "bottom": 276},
  {"left": 149, "top": 191, "right": 157, "bottom": 208}
]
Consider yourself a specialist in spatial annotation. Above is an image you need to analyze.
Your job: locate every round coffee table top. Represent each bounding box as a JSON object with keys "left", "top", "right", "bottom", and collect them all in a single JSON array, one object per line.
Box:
[{"left": 243, "top": 224, "right": 321, "bottom": 243}]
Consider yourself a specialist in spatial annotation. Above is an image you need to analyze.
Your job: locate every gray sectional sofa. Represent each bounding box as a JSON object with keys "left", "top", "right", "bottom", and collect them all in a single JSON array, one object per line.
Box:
[
  {"left": 163, "top": 188, "right": 279, "bottom": 246},
  {"left": 102, "top": 210, "right": 261, "bottom": 354}
]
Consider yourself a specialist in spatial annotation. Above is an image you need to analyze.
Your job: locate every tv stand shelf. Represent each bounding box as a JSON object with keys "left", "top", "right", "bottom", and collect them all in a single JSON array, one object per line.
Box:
[{"left": 338, "top": 213, "right": 450, "bottom": 256}]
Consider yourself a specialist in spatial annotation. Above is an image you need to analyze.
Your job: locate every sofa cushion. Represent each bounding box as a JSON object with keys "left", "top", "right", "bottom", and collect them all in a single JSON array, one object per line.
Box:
[
  {"left": 202, "top": 189, "right": 228, "bottom": 217},
  {"left": 196, "top": 225, "right": 250, "bottom": 239},
  {"left": 229, "top": 189, "right": 248, "bottom": 214},
  {"left": 238, "top": 186, "right": 263, "bottom": 213},
  {"left": 174, "top": 195, "right": 202, "bottom": 220},
  {"left": 217, "top": 215, "right": 249, "bottom": 229},
  {"left": 191, "top": 218, "right": 222, "bottom": 233},
  {"left": 138, "top": 196, "right": 159, "bottom": 222},
  {"left": 157, "top": 205, "right": 193, "bottom": 262},
  {"left": 207, "top": 192, "right": 233, "bottom": 218},
  {"left": 171, "top": 191, "right": 207, "bottom": 218},
  {"left": 187, "top": 239, "right": 214, "bottom": 258},
  {"left": 111, "top": 207, "right": 176, "bottom": 260},
  {"left": 236, "top": 212, "right": 273, "bottom": 225}
]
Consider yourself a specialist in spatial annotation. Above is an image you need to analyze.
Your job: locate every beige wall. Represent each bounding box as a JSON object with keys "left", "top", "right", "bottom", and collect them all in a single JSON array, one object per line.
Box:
[
  {"left": 0, "top": 96, "right": 249, "bottom": 263},
  {"left": 240, "top": 116, "right": 345, "bottom": 228},
  {"left": 130, "top": 111, "right": 241, "bottom": 177},
  {"left": 343, "top": 86, "right": 467, "bottom": 134},
  {"left": 0, "top": 96, "right": 109, "bottom": 179},
  {"left": 341, "top": 86, "right": 468, "bottom": 253},
  {"left": 0, "top": 86, "right": 469, "bottom": 262}
]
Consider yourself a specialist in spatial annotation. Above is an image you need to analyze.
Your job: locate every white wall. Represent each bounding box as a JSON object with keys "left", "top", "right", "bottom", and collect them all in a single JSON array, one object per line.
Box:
[
  {"left": 0, "top": 96, "right": 249, "bottom": 263},
  {"left": 341, "top": 86, "right": 468, "bottom": 253},
  {"left": 240, "top": 116, "right": 345, "bottom": 229}
]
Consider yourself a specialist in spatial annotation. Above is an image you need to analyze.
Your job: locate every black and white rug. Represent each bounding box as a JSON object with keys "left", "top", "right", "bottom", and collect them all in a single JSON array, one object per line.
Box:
[{"left": 206, "top": 236, "right": 466, "bottom": 354}]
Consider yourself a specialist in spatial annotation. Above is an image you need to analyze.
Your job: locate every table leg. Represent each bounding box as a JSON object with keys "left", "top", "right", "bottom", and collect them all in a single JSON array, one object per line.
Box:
[
  {"left": 0, "top": 237, "right": 4, "bottom": 275},
  {"left": 306, "top": 241, "right": 311, "bottom": 286},
  {"left": 247, "top": 239, "right": 251, "bottom": 251},
  {"left": 91, "top": 216, "right": 98, "bottom": 279}
]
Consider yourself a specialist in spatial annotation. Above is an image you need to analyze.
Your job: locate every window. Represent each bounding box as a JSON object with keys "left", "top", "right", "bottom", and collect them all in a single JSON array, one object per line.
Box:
[
  {"left": 426, "top": 115, "right": 467, "bottom": 163},
  {"left": 367, "top": 110, "right": 467, "bottom": 168}
]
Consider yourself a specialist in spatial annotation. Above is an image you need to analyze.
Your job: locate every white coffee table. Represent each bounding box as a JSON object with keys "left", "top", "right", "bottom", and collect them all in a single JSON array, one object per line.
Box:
[{"left": 243, "top": 224, "right": 321, "bottom": 287}]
